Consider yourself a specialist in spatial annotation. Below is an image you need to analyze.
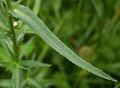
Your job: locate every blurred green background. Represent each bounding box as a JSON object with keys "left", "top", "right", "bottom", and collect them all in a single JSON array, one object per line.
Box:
[{"left": 0, "top": 0, "right": 120, "bottom": 88}]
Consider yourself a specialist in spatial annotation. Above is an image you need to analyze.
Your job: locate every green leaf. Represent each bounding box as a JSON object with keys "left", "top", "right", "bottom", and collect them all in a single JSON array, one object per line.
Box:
[
  {"left": 0, "top": 47, "right": 12, "bottom": 63},
  {"left": 20, "top": 60, "right": 51, "bottom": 68},
  {"left": 0, "top": 3, "right": 9, "bottom": 30},
  {"left": 10, "top": 5, "right": 117, "bottom": 82},
  {"left": 0, "top": 28, "right": 9, "bottom": 40},
  {"left": 19, "top": 38, "right": 35, "bottom": 59},
  {"left": 0, "top": 79, "right": 11, "bottom": 87},
  {"left": 27, "top": 78, "right": 42, "bottom": 88},
  {"left": 91, "top": 0, "right": 103, "bottom": 18}
]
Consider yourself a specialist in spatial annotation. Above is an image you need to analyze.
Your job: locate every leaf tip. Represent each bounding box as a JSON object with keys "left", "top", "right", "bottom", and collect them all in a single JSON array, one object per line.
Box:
[{"left": 114, "top": 79, "right": 118, "bottom": 82}]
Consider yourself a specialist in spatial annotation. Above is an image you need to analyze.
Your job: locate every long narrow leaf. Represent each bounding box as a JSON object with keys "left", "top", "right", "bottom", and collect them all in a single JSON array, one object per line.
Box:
[
  {"left": 20, "top": 60, "right": 51, "bottom": 68},
  {"left": 10, "top": 5, "right": 117, "bottom": 82}
]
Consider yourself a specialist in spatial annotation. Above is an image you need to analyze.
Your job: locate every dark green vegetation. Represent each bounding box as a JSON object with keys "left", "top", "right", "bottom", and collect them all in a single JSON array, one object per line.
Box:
[{"left": 0, "top": 0, "right": 120, "bottom": 88}]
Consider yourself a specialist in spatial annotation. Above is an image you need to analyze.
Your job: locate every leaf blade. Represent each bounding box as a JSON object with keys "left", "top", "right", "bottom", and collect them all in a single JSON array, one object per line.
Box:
[
  {"left": 20, "top": 60, "right": 51, "bottom": 68},
  {"left": 10, "top": 5, "right": 117, "bottom": 82}
]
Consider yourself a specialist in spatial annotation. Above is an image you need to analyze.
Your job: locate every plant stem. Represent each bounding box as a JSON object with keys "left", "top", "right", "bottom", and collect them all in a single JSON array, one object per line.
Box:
[
  {"left": 16, "top": 0, "right": 23, "bottom": 5},
  {"left": 33, "top": 0, "right": 41, "bottom": 15},
  {"left": 6, "top": 0, "right": 20, "bottom": 88},
  {"left": 9, "top": 14, "right": 18, "bottom": 60},
  {"left": 12, "top": 0, "right": 23, "bottom": 9},
  {"left": 6, "top": 0, "right": 18, "bottom": 61}
]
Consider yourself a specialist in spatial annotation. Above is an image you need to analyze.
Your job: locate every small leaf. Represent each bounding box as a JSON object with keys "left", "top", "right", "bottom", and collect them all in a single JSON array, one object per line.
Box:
[
  {"left": 0, "top": 28, "right": 9, "bottom": 40},
  {"left": 10, "top": 5, "right": 117, "bottom": 82},
  {"left": 20, "top": 60, "right": 51, "bottom": 68},
  {"left": 0, "top": 47, "right": 11, "bottom": 63},
  {"left": 0, "top": 3, "right": 9, "bottom": 30},
  {"left": 27, "top": 78, "right": 42, "bottom": 88},
  {"left": 19, "top": 38, "right": 35, "bottom": 59}
]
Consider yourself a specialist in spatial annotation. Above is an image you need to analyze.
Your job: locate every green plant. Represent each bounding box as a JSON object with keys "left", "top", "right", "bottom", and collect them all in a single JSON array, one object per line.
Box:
[{"left": 0, "top": 0, "right": 118, "bottom": 88}]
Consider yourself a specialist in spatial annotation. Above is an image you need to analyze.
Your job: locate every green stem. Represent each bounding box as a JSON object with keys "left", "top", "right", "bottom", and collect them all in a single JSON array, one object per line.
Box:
[
  {"left": 33, "top": 0, "right": 41, "bottom": 15},
  {"left": 16, "top": 0, "right": 23, "bottom": 5},
  {"left": 6, "top": 0, "right": 18, "bottom": 61},
  {"left": 6, "top": 0, "right": 20, "bottom": 88},
  {"left": 12, "top": 0, "right": 23, "bottom": 9}
]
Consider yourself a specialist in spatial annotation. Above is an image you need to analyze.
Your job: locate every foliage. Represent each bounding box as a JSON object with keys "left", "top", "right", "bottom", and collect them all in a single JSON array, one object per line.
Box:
[{"left": 0, "top": 0, "right": 120, "bottom": 88}]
